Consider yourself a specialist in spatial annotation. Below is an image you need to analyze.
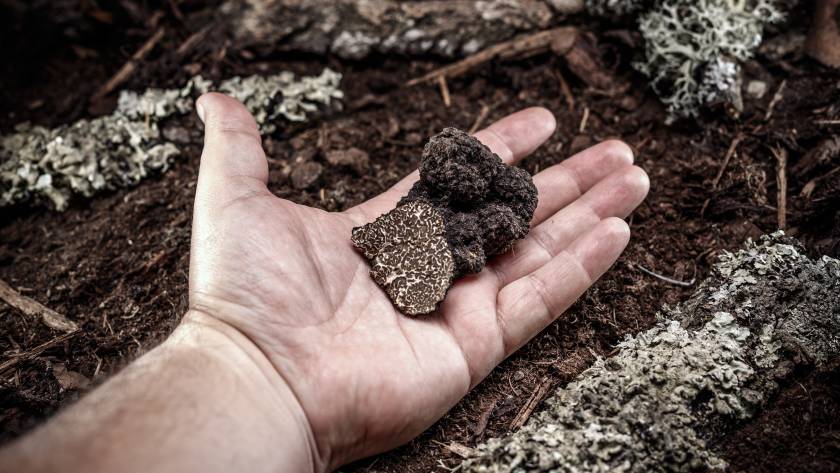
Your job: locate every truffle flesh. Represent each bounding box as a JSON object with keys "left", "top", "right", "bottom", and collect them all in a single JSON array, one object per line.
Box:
[
  {"left": 352, "top": 127, "right": 538, "bottom": 315},
  {"left": 351, "top": 200, "right": 456, "bottom": 316}
]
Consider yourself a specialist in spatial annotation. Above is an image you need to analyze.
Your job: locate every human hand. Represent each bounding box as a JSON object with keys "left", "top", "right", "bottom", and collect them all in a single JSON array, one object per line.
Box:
[{"left": 185, "top": 93, "right": 649, "bottom": 471}]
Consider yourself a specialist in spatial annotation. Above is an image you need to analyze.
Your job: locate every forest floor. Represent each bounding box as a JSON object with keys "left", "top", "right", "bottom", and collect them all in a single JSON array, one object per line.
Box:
[{"left": 0, "top": 1, "right": 838, "bottom": 472}]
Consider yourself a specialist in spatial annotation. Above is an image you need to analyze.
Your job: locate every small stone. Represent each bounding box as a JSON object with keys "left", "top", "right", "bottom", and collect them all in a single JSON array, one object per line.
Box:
[
  {"left": 746, "top": 80, "right": 767, "bottom": 99},
  {"left": 290, "top": 161, "right": 323, "bottom": 189},
  {"left": 53, "top": 363, "right": 92, "bottom": 391},
  {"left": 162, "top": 126, "right": 191, "bottom": 144},
  {"left": 569, "top": 134, "right": 593, "bottom": 156},
  {"left": 325, "top": 147, "right": 369, "bottom": 173}
]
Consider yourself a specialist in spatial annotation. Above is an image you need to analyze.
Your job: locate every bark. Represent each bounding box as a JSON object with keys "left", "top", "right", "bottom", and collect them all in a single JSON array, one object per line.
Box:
[
  {"left": 462, "top": 233, "right": 840, "bottom": 472},
  {"left": 220, "top": 0, "right": 585, "bottom": 59},
  {"left": 1, "top": 69, "right": 342, "bottom": 210}
]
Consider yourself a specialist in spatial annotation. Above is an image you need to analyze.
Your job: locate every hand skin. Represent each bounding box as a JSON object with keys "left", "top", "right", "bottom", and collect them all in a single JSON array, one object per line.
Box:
[{"left": 0, "top": 94, "right": 649, "bottom": 473}]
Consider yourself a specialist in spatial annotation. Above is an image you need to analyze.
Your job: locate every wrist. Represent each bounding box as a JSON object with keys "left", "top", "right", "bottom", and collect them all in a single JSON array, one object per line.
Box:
[{"left": 170, "top": 310, "right": 325, "bottom": 473}]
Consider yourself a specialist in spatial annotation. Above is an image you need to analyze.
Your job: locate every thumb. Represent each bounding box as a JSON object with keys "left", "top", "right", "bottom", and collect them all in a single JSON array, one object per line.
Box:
[{"left": 194, "top": 92, "right": 269, "bottom": 211}]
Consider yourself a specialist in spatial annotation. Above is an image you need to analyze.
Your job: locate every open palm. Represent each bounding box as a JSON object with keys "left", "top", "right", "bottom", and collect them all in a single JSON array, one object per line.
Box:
[{"left": 187, "top": 93, "right": 649, "bottom": 470}]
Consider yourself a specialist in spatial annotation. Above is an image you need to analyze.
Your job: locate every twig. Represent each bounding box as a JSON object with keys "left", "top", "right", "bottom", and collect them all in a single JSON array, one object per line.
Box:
[
  {"left": 816, "top": 119, "right": 840, "bottom": 125},
  {"left": 772, "top": 146, "right": 788, "bottom": 230},
  {"left": 472, "top": 398, "right": 498, "bottom": 441},
  {"left": 764, "top": 80, "right": 787, "bottom": 121},
  {"left": 702, "top": 133, "right": 744, "bottom": 216},
  {"left": 579, "top": 107, "right": 590, "bottom": 133},
  {"left": 175, "top": 24, "right": 211, "bottom": 57},
  {"left": 0, "top": 279, "right": 78, "bottom": 332},
  {"left": 432, "top": 440, "right": 474, "bottom": 458},
  {"left": 801, "top": 166, "right": 840, "bottom": 198},
  {"left": 438, "top": 75, "right": 451, "bottom": 107},
  {"left": 0, "top": 331, "right": 78, "bottom": 374},
  {"left": 469, "top": 104, "right": 491, "bottom": 134},
  {"left": 91, "top": 26, "right": 166, "bottom": 101},
  {"left": 712, "top": 133, "right": 744, "bottom": 189},
  {"left": 554, "top": 69, "right": 575, "bottom": 112},
  {"left": 167, "top": 0, "right": 184, "bottom": 22},
  {"left": 407, "top": 27, "right": 578, "bottom": 86},
  {"left": 510, "top": 376, "right": 553, "bottom": 430},
  {"left": 636, "top": 264, "right": 696, "bottom": 287}
]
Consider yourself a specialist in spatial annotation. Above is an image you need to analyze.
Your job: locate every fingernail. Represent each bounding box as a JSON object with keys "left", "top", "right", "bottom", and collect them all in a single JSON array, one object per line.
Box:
[{"left": 196, "top": 102, "right": 206, "bottom": 123}]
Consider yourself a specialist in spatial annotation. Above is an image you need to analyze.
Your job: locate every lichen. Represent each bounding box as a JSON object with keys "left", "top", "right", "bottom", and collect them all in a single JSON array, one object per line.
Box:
[
  {"left": 217, "top": 68, "right": 343, "bottom": 132},
  {"left": 462, "top": 232, "right": 840, "bottom": 472},
  {"left": 635, "top": 0, "right": 784, "bottom": 120},
  {"left": 0, "top": 69, "right": 342, "bottom": 210}
]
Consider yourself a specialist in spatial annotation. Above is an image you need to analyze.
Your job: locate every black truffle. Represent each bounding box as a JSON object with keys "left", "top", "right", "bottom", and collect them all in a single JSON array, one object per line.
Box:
[
  {"left": 352, "top": 127, "right": 538, "bottom": 315},
  {"left": 401, "top": 127, "right": 538, "bottom": 277}
]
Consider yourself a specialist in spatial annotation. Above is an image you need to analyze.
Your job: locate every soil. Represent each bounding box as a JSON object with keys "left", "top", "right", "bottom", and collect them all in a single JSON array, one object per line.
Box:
[{"left": 1, "top": 2, "right": 839, "bottom": 472}]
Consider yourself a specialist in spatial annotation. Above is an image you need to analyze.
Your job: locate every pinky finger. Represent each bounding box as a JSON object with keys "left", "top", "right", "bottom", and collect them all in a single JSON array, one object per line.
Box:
[{"left": 495, "top": 217, "right": 631, "bottom": 357}]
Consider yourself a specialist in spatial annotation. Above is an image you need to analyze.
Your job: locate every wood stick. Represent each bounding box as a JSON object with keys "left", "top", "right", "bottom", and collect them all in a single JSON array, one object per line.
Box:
[
  {"left": 712, "top": 133, "right": 744, "bottom": 189},
  {"left": 433, "top": 440, "right": 474, "bottom": 458},
  {"left": 637, "top": 264, "right": 695, "bottom": 287},
  {"left": 469, "top": 104, "right": 491, "bottom": 134},
  {"left": 555, "top": 69, "right": 575, "bottom": 112},
  {"left": 92, "top": 26, "right": 166, "bottom": 101},
  {"left": 510, "top": 376, "right": 553, "bottom": 430},
  {"left": 407, "top": 27, "right": 578, "bottom": 86},
  {"left": 0, "top": 332, "right": 78, "bottom": 374},
  {"left": 579, "top": 107, "right": 590, "bottom": 133},
  {"left": 0, "top": 279, "right": 78, "bottom": 332},
  {"left": 472, "top": 398, "right": 498, "bottom": 441},
  {"left": 764, "top": 80, "right": 786, "bottom": 122},
  {"left": 438, "top": 75, "right": 451, "bottom": 107},
  {"left": 176, "top": 24, "right": 211, "bottom": 57},
  {"left": 702, "top": 133, "right": 745, "bottom": 217},
  {"left": 773, "top": 146, "right": 788, "bottom": 230}
]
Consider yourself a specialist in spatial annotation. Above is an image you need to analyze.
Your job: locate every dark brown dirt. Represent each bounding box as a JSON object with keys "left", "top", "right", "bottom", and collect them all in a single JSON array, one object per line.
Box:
[{"left": 1, "top": 2, "right": 839, "bottom": 472}]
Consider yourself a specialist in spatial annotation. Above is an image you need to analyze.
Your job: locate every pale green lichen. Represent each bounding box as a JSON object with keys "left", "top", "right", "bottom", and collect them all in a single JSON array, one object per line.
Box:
[
  {"left": 0, "top": 69, "right": 342, "bottom": 210},
  {"left": 635, "top": 0, "right": 784, "bottom": 120},
  {"left": 218, "top": 68, "right": 343, "bottom": 132},
  {"left": 462, "top": 233, "right": 840, "bottom": 472}
]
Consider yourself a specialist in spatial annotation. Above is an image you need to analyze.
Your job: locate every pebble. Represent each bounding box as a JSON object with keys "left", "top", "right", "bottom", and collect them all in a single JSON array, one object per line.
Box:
[
  {"left": 746, "top": 80, "right": 768, "bottom": 99},
  {"left": 290, "top": 161, "right": 323, "bottom": 189}
]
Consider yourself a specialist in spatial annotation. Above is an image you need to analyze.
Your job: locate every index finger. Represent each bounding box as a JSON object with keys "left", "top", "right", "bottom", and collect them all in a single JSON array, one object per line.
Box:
[{"left": 347, "top": 107, "right": 556, "bottom": 222}]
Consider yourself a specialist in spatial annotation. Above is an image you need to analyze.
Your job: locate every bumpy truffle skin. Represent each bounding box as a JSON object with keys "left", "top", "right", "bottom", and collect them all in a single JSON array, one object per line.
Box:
[
  {"left": 419, "top": 127, "right": 502, "bottom": 202},
  {"left": 353, "top": 127, "right": 538, "bottom": 315},
  {"left": 492, "top": 164, "right": 538, "bottom": 223},
  {"left": 399, "top": 127, "right": 538, "bottom": 276}
]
